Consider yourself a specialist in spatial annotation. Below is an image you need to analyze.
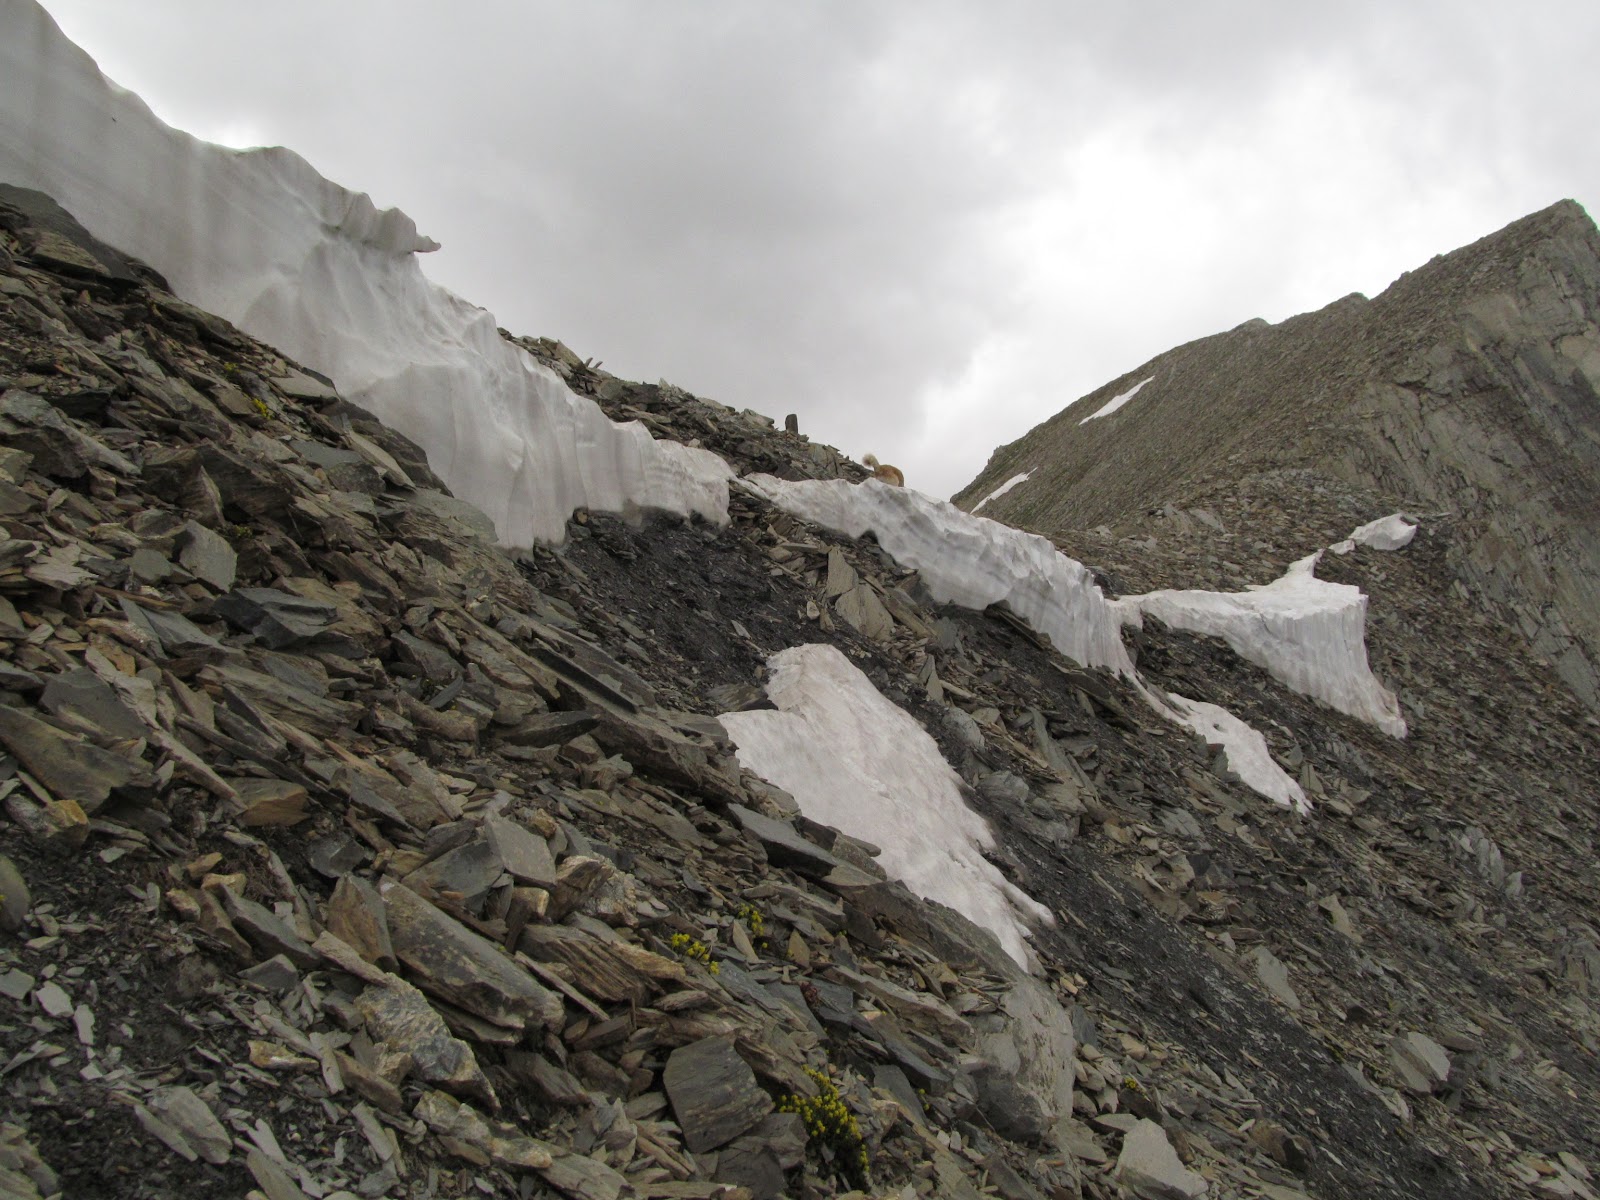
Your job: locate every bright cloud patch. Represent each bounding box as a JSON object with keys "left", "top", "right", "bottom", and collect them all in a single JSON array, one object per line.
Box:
[{"left": 720, "top": 644, "right": 1052, "bottom": 969}]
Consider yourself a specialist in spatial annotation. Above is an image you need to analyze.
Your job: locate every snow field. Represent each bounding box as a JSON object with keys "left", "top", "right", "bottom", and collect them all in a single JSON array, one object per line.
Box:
[
  {"left": 720, "top": 645, "right": 1053, "bottom": 970},
  {"left": 6, "top": 4, "right": 1431, "bottom": 966}
]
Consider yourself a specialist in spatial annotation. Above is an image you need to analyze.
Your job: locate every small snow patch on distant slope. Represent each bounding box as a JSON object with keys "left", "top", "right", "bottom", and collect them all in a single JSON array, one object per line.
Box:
[
  {"left": 1081, "top": 376, "right": 1154, "bottom": 424},
  {"left": 1330, "top": 513, "right": 1418, "bottom": 554},
  {"left": 972, "top": 471, "right": 1033, "bottom": 513}
]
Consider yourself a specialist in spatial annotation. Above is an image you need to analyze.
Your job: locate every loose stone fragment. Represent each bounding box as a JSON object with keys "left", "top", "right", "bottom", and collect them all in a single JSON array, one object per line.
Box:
[
  {"left": 726, "top": 804, "right": 841, "bottom": 877},
  {"left": 1252, "top": 946, "right": 1301, "bottom": 1010},
  {"left": 356, "top": 975, "right": 498, "bottom": 1109},
  {"left": 233, "top": 778, "right": 310, "bottom": 827},
  {"left": 0, "top": 855, "right": 29, "bottom": 933},
  {"left": 246, "top": 1146, "right": 313, "bottom": 1200},
  {"left": 213, "top": 587, "right": 339, "bottom": 648},
  {"left": 482, "top": 814, "right": 558, "bottom": 887},
  {"left": 326, "top": 877, "right": 396, "bottom": 971},
  {"left": 1390, "top": 1031, "right": 1451, "bottom": 1094},
  {"left": 382, "top": 882, "right": 563, "bottom": 1031},
  {"left": 0, "top": 704, "right": 149, "bottom": 813},
  {"left": 1115, "top": 1118, "right": 1209, "bottom": 1199},
  {"left": 39, "top": 668, "right": 146, "bottom": 741},
  {"left": 663, "top": 1035, "right": 774, "bottom": 1154},
  {"left": 413, "top": 1089, "right": 554, "bottom": 1169},
  {"left": 177, "top": 520, "right": 237, "bottom": 590},
  {"left": 219, "top": 889, "right": 318, "bottom": 967},
  {"left": 148, "top": 1085, "right": 232, "bottom": 1164}
]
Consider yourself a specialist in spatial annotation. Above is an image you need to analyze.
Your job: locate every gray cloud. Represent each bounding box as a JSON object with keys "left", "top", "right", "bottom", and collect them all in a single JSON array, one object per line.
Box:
[{"left": 36, "top": 0, "right": 1600, "bottom": 498}]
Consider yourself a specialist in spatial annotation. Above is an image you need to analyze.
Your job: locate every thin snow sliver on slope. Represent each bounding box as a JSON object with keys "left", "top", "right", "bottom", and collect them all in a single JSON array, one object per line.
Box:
[
  {"left": 719, "top": 644, "right": 1053, "bottom": 970},
  {"left": 1148, "top": 688, "right": 1309, "bottom": 812},
  {"left": 1080, "top": 376, "right": 1154, "bottom": 424},
  {"left": 972, "top": 471, "right": 1033, "bottom": 512}
]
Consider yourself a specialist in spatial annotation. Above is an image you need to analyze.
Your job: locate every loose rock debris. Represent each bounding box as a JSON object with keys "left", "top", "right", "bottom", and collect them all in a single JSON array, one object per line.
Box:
[{"left": 0, "top": 187, "right": 1597, "bottom": 1200}]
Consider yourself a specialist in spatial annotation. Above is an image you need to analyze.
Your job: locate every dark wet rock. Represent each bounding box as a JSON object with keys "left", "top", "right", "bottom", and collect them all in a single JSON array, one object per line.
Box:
[{"left": 212, "top": 587, "right": 339, "bottom": 648}]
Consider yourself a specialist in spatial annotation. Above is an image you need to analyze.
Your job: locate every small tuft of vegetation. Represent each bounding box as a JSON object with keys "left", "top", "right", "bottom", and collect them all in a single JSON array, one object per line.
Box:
[
  {"left": 777, "top": 1065, "right": 869, "bottom": 1186},
  {"left": 668, "top": 932, "right": 719, "bottom": 974}
]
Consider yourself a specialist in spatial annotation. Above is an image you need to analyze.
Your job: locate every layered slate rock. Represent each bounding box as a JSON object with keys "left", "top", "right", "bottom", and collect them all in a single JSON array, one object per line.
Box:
[
  {"left": 662, "top": 1036, "right": 774, "bottom": 1154},
  {"left": 381, "top": 883, "right": 563, "bottom": 1032}
]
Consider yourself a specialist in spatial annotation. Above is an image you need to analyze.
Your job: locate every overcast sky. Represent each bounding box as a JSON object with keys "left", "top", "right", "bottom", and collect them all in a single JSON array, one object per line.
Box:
[{"left": 36, "top": 1, "right": 1600, "bottom": 499}]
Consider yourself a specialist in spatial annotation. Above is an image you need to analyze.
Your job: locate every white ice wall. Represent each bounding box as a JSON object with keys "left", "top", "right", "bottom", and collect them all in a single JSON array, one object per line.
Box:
[
  {"left": 1115, "top": 552, "right": 1407, "bottom": 737},
  {"left": 0, "top": 1, "right": 730, "bottom": 547},
  {"left": 744, "top": 476, "right": 1134, "bottom": 676}
]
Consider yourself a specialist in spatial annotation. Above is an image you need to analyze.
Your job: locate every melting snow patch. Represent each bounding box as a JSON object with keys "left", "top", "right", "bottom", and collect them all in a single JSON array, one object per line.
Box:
[
  {"left": 744, "top": 477, "right": 1133, "bottom": 675},
  {"left": 1116, "top": 552, "right": 1406, "bottom": 737},
  {"left": 972, "top": 471, "right": 1033, "bottom": 513},
  {"left": 720, "top": 644, "right": 1052, "bottom": 970},
  {"left": 1152, "top": 690, "right": 1308, "bottom": 812},
  {"left": 1330, "top": 513, "right": 1418, "bottom": 555},
  {"left": 0, "top": 3, "right": 732, "bottom": 547},
  {"left": 1080, "top": 377, "right": 1153, "bottom": 424}
]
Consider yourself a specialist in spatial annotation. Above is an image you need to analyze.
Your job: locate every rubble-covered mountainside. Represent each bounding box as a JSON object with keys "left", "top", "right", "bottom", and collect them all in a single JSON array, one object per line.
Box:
[
  {"left": 955, "top": 201, "right": 1600, "bottom": 714},
  {"left": 2, "top": 187, "right": 1600, "bottom": 1200}
]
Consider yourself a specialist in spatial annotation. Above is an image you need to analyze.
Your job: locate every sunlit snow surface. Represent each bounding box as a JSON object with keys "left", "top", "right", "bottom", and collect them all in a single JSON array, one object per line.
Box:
[
  {"left": 972, "top": 471, "right": 1033, "bottom": 512},
  {"left": 1080, "top": 376, "right": 1154, "bottom": 423},
  {"left": 0, "top": 3, "right": 730, "bottom": 547},
  {"left": 1330, "top": 513, "right": 1418, "bottom": 555},
  {"left": 720, "top": 645, "right": 1052, "bottom": 969},
  {"left": 743, "top": 477, "right": 1134, "bottom": 675},
  {"left": 1116, "top": 552, "right": 1407, "bottom": 737}
]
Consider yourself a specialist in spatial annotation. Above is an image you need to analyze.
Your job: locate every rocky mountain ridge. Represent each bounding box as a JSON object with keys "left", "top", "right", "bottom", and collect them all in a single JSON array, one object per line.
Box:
[
  {"left": 955, "top": 201, "right": 1600, "bottom": 714},
  {"left": 3, "top": 181, "right": 1599, "bottom": 1200}
]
